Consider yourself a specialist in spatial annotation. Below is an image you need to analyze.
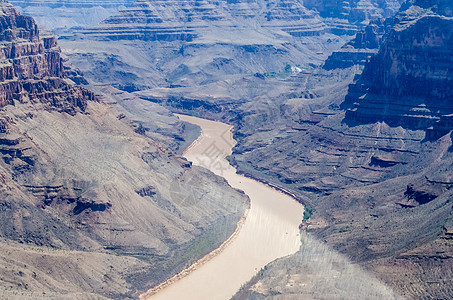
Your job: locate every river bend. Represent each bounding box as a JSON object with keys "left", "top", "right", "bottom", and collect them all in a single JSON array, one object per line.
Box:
[{"left": 143, "top": 115, "right": 304, "bottom": 300}]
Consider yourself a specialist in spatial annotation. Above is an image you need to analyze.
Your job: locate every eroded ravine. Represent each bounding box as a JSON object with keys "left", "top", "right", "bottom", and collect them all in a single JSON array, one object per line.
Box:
[{"left": 142, "top": 114, "right": 304, "bottom": 300}]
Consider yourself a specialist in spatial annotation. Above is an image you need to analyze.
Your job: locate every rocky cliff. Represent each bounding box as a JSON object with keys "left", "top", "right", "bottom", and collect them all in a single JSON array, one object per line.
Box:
[
  {"left": 80, "top": 0, "right": 406, "bottom": 40},
  {"left": 323, "top": 18, "right": 387, "bottom": 70},
  {"left": 0, "top": 2, "right": 95, "bottom": 113},
  {"left": 344, "top": 1, "right": 453, "bottom": 136},
  {"left": 81, "top": 0, "right": 328, "bottom": 40},
  {"left": 303, "top": 0, "right": 405, "bottom": 35},
  {"left": 0, "top": 2, "right": 248, "bottom": 299},
  {"left": 304, "top": 0, "right": 403, "bottom": 20},
  {"left": 9, "top": 0, "right": 136, "bottom": 33},
  {"left": 230, "top": 0, "right": 453, "bottom": 298},
  {"left": 17, "top": 0, "right": 452, "bottom": 298}
]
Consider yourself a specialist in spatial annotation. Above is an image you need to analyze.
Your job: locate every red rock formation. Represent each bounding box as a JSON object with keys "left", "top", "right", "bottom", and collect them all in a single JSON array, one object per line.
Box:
[{"left": 0, "top": 1, "right": 95, "bottom": 113}]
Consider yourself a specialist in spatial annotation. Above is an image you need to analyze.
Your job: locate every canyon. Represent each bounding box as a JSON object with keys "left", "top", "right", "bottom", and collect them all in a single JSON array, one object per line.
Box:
[
  {"left": 0, "top": 0, "right": 451, "bottom": 299},
  {"left": 144, "top": 114, "right": 304, "bottom": 300},
  {"left": 231, "top": 0, "right": 453, "bottom": 298},
  {"left": 9, "top": 0, "right": 136, "bottom": 34},
  {"left": 57, "top": 0, "right": 405, "bottom": 98},
  {"left": 0, "top": 2, "right": 248, "bottom": 299}
]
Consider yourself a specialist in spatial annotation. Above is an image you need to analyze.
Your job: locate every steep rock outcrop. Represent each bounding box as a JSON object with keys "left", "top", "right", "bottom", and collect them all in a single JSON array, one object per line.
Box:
[
  {"left": 0, "top": 3, "right": 248, "bottom": 299},
  {"left": 228, "top": 1, "right": 453, "bottom": 299},
  {"left": 9, "top": 0, "right": 136, "bottom": 33},
  {"left": 78, "top": 0, "right": 328, "bottom": 41},
  {"left": 75, "top": 0, "right": 405, "bottom": 40},
  {"left": 0, "top": 1, "right": 95, "bottom": 113},
  {"left": 304, "top": 0, "right": 403, "bottom": 20},
  {"left": 344, "top": 3, "right": 453, "bottom": 134},
  {"left": 304, "top": 0, "right": 404, "bottom": 34},
  {"left": 323, "top": 19, "right": 386, "bottom": 70}
]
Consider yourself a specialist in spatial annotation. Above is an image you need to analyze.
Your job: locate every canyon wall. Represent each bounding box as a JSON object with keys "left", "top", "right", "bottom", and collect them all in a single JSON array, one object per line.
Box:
[
  {"left": 12, "top": 0, "right": 451, "bottom": 298},
  {"left": 344, "top": 3, "right": 453, "bottom": 136},
  {"left": 9, "top": 0, "right": 136, "bottom": 33},
  {"left": 231, "top": 0, "right": 453, "bottom": 298},
  {"left": 0, "top": 2, "right": 95, "bottom": 113},
  {"left": 81, "top": 0, "right": 328, "bottom": 40},
  {"left": 0, "top": 2, "right": 248, "bottom": 299}
]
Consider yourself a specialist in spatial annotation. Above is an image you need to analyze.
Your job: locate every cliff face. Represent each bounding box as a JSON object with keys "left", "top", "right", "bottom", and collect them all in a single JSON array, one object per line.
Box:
[
  {"left": 9, "top": 0, "right": 136, "bottom": 33},
  {"left": 344, "top": 3, "right": 453, "bottom": 134},
  {"left": 88, "top": 0, "right": 328, "bottom": 40},
  {"left": 304, "top": 0, "right": 403, "bottom": 19},
  {"left": 0, "top": 2, "right": 248, "bottom": 299},
  {"left": 230, "top": 1, "right": 453, "bottom": 299},
  {"left": 58, "top": 0, "right": 353, "bottom": 112},
  {"left": 323, "top": 18, "right": 386, "bottom": 70},
  {"left": 0, "top": 2, "right": 95, "bottom": 113},
  {"left": 86, "top": 0, "right": 405, "bottom": 40}
]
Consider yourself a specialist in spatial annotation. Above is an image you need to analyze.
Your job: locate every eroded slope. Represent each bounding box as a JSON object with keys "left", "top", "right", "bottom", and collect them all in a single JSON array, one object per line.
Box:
[
  {"left": 232, "top": 1, "right": 453, "bottom": 298},
  {"left": 9, "top": 0, "right": 136, "bottom": 34},
  {"left": 0, "top": 2, "right": 248, "bottom": 299}
]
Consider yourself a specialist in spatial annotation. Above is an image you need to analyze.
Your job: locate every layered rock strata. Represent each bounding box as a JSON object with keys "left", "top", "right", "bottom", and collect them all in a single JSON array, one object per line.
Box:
[
  {"left": 344, "top": 3, "right": 453, "bottom": 135},
  {"left": 9, "top": 0, "right": 136, "bottom": 33},
  {"left": 303, "top": 0, "right": 403, "bottom": 21},
  {"left": 77, "top": 0, "right": 407, "bottom": 40},
  {"left": 229, "top": 1, "right": 453, "bottom": 298},
  {"left": 79, "top": 0, "right": 328, "bottom": 41},
  {"left": 0, "top": 2, "right": 248, "bottom": 299},
  {"left": 0, "top": 2, "right": 95, "bottom": 113},
  {"left": 323, "top": 18, "right": 386, "bottom": 70}
]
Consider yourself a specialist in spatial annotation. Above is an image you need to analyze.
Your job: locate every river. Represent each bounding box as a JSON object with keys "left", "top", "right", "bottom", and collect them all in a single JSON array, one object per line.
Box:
[{"left": 142, "top": 114, "right": 304, "bottom": 300}]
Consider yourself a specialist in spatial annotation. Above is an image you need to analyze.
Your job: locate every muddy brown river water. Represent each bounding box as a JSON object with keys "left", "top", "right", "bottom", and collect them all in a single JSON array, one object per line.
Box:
[{"left": 142, "top": 115, "right": 304, "bottom": 300}]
